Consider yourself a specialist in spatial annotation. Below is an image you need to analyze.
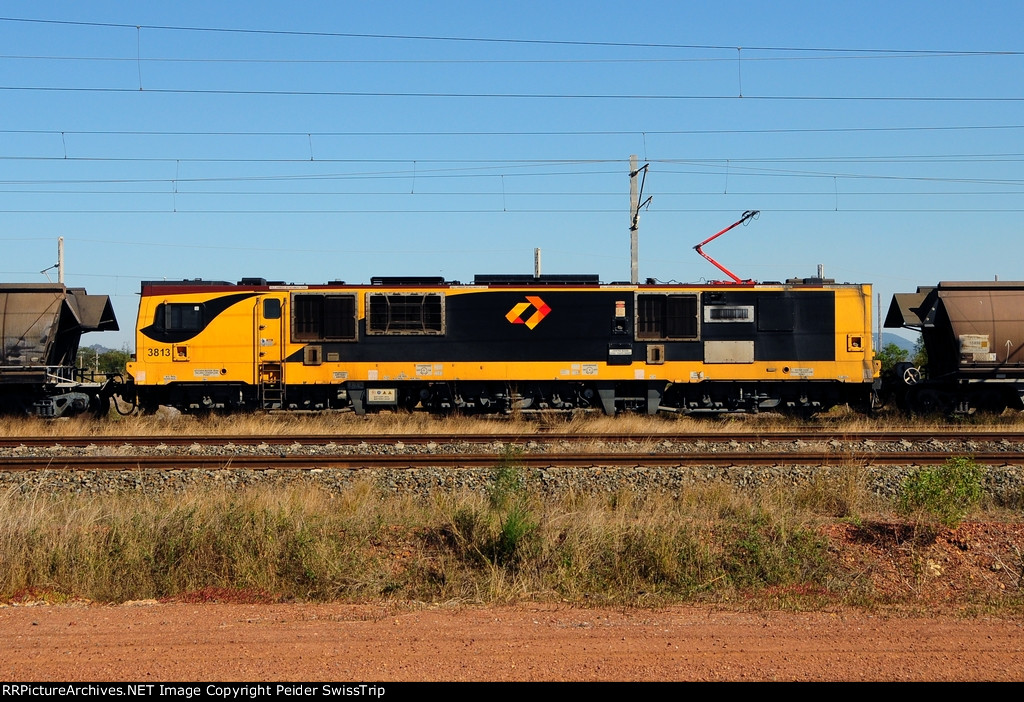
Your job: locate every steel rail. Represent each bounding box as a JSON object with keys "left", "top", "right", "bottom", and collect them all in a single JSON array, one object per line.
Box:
[
  {"left": 1, "top": 451, "right": 1021, "bottom": 472},
  {"left": 1, "top": 430, "right": 1023, "bottom": 449}
]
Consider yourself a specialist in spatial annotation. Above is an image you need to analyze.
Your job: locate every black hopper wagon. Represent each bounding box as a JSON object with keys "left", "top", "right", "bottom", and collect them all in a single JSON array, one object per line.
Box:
[
  {"left": 885, "top": 281, "right": 1024, "bottom": 414},
  {"left": 0, "top": 283, "right": 120, "bottom": 417}
]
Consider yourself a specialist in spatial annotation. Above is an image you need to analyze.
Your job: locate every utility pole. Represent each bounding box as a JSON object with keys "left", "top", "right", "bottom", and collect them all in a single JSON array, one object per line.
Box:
[
  {"left": 877, "top": 293, "right": 882, "bottom": 354},
  {"left": 534, "top": 248, "right": 541, "bottom": 277},
  {"left": 57, "top": 236, "right": 64, "bottom": 284},
  {"left": 626, "top": 155, "right": 651, "bottom": 284},
  {"left": 629, "top": 155, "right": 639, "bottom": 284}
]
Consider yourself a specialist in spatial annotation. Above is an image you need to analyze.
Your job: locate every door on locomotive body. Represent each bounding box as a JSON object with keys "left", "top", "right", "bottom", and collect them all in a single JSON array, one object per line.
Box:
[{"left": 255, "top": 295, "right": 286, "bottom": 402}]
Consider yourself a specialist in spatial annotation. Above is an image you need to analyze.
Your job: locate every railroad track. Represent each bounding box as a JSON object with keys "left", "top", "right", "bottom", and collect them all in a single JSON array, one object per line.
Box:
[
  {"left": 2, "top": 451, "right": 1022, "bottom": 472},
  {"left": 1, "top": 429, "right": 1023, "bottom": 449},
  {"left": 1, "top": 429, "right": 1021, "bottom": 472}
]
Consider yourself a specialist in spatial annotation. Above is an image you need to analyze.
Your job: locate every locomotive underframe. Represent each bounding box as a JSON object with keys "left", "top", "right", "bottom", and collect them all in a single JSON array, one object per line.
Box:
[{"left": 134, "top": 377, "right": 873, "bottom": 417}]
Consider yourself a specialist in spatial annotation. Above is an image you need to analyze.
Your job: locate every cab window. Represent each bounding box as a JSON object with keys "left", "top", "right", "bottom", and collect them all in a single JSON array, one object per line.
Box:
[{"left": 156, "top": 303, "right": 203, "bottom": 331}]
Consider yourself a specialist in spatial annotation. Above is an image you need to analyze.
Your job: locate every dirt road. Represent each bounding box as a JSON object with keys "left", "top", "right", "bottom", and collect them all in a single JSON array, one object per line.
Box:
[{"left": 1, "top": 602, "right": 1021, "bottom": 682}]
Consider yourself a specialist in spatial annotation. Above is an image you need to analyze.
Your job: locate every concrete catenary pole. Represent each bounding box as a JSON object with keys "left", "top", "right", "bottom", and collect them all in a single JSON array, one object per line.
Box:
[{"left": 629, "top": 155, "right": 639, "bottom": 284}]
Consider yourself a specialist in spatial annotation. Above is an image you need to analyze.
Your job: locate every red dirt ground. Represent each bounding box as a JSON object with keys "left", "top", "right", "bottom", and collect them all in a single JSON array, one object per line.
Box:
[{"left": 0, "top": 602, "right": 1022, "bottom": 682}]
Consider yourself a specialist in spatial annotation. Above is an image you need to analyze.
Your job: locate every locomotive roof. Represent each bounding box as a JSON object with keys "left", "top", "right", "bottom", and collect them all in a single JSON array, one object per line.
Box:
[{"left": 141, "top": 275, "right": 864, "bottom": 294}]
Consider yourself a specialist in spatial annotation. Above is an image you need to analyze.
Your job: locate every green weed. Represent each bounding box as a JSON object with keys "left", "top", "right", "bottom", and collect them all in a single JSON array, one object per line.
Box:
[{"left": 898, "top": 457, "right": 984, "bottom": 529}]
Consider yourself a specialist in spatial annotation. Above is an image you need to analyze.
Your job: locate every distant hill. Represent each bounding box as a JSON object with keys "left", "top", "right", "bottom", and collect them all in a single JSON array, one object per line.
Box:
[
  {"left": 880, "top": 333, "right": 917, "bottom": 354},
  {"left": 80, "top": 343, "right": 117, "bottom": 355}
]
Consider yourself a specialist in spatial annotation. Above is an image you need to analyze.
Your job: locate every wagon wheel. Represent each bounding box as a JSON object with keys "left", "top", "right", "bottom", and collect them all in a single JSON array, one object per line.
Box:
[
  {"left": 909, "top": 388, "right": 946, "bottom": 415},
  {"left": 90, "top": 394, "right": 109, "bottom": 419},
  {"left": 971, "top": 388, "right": 1008, "bottom": 415}
]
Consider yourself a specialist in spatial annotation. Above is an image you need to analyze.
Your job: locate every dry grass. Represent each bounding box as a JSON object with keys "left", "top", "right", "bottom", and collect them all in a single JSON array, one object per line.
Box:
[
  {"left": 793, "top": 463, "right": 881, "bottom": 520},
  {"left": 4, "top": 462, "right": 1019, "bottom": 610},
  {"left": 1, "top": 404, "right": 1022, "bottom": 439}
]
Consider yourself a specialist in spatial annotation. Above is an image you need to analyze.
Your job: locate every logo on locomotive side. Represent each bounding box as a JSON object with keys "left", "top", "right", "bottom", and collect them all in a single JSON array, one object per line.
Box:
[{"left": 505, "top": 295, "right": 551, "bottom": 329}]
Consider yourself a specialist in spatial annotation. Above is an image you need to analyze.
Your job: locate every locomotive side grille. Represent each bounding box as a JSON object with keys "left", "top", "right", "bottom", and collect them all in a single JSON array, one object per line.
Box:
[{"left": 636, "top": 294, "right": 698, "bottom": 341}]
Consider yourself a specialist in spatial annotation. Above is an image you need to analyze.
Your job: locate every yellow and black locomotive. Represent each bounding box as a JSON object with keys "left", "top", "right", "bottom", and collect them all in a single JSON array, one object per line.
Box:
[{"left": 125, "top": 273, "right": 879, "bottom": 415}]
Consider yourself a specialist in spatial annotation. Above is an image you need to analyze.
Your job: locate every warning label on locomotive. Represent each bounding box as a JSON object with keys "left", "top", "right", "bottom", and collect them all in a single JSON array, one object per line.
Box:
[
  {"left": 193, "top": 368, "right": 220, "bottom": 377},
  {"left": 367, "top": 388, "right": 397, "bottom": 403},
  {"left": 789, "top": 367, "right": 814, "bottom": 377}
]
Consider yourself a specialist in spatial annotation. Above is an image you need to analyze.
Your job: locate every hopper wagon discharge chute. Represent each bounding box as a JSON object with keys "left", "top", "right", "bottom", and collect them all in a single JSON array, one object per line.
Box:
[{"left": 0, "top": 283, "right": 120, "bottom": 417}]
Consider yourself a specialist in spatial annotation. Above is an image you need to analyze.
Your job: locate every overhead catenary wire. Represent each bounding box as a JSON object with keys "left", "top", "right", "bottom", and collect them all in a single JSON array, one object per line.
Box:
[
  {"left": 3, "top": 125, "right": 1024, "bottom": 137},
  {"left": 0, "top": 17, "right": 1020, "bottom": 239},
  {"left": 0, "top": 52, "right": 1016, "bottom": 66},
  {"left": 1, "top": 16, "right": 1019, "bottom": 54},
  {"left": 4, "top": 85, "right": 1024, "bottom": 102}
]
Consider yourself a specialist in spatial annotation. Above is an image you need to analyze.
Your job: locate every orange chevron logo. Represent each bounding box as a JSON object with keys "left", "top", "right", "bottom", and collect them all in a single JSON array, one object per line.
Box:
[{"left": 505, "top": 295, "right": 551, "bottom": 329}]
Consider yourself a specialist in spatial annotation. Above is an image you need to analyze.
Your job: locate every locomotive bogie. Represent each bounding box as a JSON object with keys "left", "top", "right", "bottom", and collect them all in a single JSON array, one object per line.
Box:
[{"left": 126, "top": 277, "right": 879, "bottom": 416}]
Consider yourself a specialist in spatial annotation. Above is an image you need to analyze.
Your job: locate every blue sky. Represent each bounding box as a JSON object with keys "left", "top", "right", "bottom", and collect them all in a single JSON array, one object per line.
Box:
[{"left": 1, "top": 2, "right": 1022, "bottom": 348}]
